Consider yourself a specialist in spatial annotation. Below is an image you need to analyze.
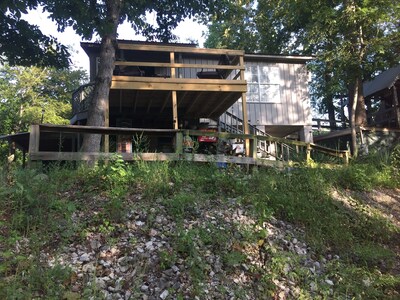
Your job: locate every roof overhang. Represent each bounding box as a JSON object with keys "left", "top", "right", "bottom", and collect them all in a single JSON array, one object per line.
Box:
[
  {"left": 244, "top": 54, "right": 314, "bottom": 64},
  {"left": 363, "top": 65, "right": 400, "bottom": 97},
  {"left": 0, "top": 132, "right": 30, "bottom": 151}
]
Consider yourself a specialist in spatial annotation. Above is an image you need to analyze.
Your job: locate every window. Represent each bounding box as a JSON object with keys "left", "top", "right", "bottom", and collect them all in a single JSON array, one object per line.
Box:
[{"left": 245, "top": 65, "right": 281, "bottom": 103}]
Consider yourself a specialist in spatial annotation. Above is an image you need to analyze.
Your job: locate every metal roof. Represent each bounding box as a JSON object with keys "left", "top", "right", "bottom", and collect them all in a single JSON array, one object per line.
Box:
[{"left": 363, "top": 65, "right": 400, "bottom": 97}]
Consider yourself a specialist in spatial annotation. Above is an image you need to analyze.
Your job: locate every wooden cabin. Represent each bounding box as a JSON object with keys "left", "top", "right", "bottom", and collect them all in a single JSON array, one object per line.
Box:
[
  {"left": 2, "top": 40, "right": 326, "bottom": 165},
  {"left": 364, "top": 65, "right": 400, "bottom": 128},
  {"left": 71, "top": 40, "right": 313, "bottom": 154}
]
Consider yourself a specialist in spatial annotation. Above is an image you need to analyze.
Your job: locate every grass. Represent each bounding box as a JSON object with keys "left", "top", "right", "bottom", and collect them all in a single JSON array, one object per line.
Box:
[{"left": 0, "top": 149, "right": 399, "bottom": 298}]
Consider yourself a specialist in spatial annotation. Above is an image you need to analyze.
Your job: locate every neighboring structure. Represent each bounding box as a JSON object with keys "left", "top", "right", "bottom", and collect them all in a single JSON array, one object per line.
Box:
[
  {"left": 364, "top": 65, "right": 400, "bottom": 128},
  {"left": 72, "top": 40, "right": 313, "bottom": 153}
]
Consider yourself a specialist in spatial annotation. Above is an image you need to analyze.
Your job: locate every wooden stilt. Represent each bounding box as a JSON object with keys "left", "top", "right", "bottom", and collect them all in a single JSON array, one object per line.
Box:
[{"left": 239, "top": 55, "right": 250, "bottom": 156}]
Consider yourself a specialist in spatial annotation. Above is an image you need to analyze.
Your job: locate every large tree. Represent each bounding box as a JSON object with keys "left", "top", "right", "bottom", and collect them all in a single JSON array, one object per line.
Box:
[
  {"left": 205, "top": 0, "right": 400, "bottom": 156},
  {"left": 41, "top": 0, "right": 213, "bottom": 153},
  {"left": 0, "top": 0, "right": 70, "bottom": 67}
]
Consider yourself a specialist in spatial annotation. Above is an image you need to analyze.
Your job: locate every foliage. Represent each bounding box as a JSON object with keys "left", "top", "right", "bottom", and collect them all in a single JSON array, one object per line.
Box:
[
  {"left": 205, "top": 0, "right": 400, "bottom": 152},
  {"left": 0, "top": 64, "right": 86, "bottom": 162},
  {"left": 0, "top": 64, "right": 87, "bottom": 135},
  {"left": 0, "top": 0, "right": 70, "bottom": 67},
  {"left": 1, "top": 155, "right": 399, "bottom": 298}
]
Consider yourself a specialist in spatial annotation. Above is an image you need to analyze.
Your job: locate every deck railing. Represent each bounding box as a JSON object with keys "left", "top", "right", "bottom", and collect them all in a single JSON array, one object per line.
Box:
[
  {"left": 71, "top": 83, "right": 94, "bottom": 115},
  {"left": 28, "top": 124, "right": 349, "bottom": 166}
]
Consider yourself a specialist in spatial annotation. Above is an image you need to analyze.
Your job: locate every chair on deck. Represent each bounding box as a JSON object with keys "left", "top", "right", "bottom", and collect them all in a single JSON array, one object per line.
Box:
[
  {"left": 197, "top": 55, "right": 233, "bottom": 79},
  {"left": 114, "top": 65, "right": 145, "bottom": 76}
]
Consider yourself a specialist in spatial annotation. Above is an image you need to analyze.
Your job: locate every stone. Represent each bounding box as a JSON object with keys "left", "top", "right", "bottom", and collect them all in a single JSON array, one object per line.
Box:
[
  {"left": 99, "top": 260, "right": 111, "bottom": 268},
  {"left": 171, "top": 265, "right": 179, "bottom": 272},
  {"left": 325, "top": 279, "right": 334, "bottom": 286},
  {"left": 136, "top": 221, "right": 145, "bottom": 226},
  {"left": 96, "top": 278, "right": 107, "bottom": 289},
  {"left": 82, "top": 262, "right": 96, "bottom": 273},
  {"left": 90, "top": 240, "right": 102, "bottom": 250},
  {"left": 160, "top": 290, "right": 169, "bottom": 300},
  {"left": 149, "top": 229, "right": 158, "bottom": 237},
  {"left": 79, "top": 253, "right": 90, "bottom": 262},
  {"left": 145, "top": 241, "right": 154, "bottom": 250},
  {"left": 310, "top": 282, "right": 317, "bottom": 292},
  {"left": 141, "top": 285, "right": 149, "bottom": 292}
]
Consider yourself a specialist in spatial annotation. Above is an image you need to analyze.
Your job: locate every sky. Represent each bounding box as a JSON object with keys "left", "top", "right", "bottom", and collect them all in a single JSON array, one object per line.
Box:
[{"left": 23, "top": 9, "right": 207, "bottom": 72}]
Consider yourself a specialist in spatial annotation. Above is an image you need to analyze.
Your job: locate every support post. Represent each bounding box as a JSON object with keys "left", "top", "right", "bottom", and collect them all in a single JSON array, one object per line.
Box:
[
  {"left": 170, "top": 51, "right": 179, "bottom": 130},
  {"left": 306, "top": 143, "right": 311, "bottom": 163},
  {"left": 393, "top": 85, "right": 400, "bottom": 128},
  {"left": 344, "top": 150, "right": 350, "bottom": 165},
  {"left": 104, "top": 98, "right": 109, "bottom": 153},
  {"left": 175, "top": 131, "right": 183, "bottom": 154},
  {"left": 239, "top": 55, "right": 250, "bottom": 156},
  {"left": 251, "top": 136, "right": 258, "bottom": 159},
  {"left": 172, "top": 91, "right": 178, "bottom": 130},
  {"left": 28, "top": 125, "right": 40, "bottom": 167}
]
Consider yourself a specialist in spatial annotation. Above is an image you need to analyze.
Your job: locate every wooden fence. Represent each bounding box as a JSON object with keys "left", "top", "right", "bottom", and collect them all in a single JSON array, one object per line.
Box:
[{"left": 28, "top": 124, "right": 349, "bottom": 166}]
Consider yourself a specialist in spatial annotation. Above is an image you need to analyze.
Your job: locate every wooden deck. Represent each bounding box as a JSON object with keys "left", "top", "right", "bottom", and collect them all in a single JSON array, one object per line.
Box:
[
  {"left": 76, "top": 42, "right": 249, "bottom": 132},
  {"left": 26, "top": 124, "right": 349, "bottom": 166}
]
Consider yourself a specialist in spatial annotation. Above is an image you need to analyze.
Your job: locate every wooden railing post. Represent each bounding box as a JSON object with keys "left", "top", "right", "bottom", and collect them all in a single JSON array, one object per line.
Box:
[
  {"left": 28, "top": 125, "right": 40, "bottom": 167},
  {"left": 306, "top": 143, "right": 312, "bottom": 163},
  {"left": 239, "top": 54, "right": 250, "bottom": 156},
  {"left": 175, "top": 131, "right": 183, "bottom": 154},
  {"left": 251, "top": 136, "right": 258, "bottom": 159},
  {"left": 344, "top": 150, "right": 350, "bottom": 164}
]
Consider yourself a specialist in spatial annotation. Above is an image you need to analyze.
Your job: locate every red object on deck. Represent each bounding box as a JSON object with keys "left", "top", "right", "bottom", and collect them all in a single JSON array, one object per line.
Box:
[{"left": 198, "top": 129, "right": 218, "bottom": 143}]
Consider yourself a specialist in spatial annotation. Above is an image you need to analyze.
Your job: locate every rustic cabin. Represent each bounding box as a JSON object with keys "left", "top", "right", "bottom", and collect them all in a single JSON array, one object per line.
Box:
[
  {"left": 71, "top": 40, "right": 313, "bottom": 154},
  {"left": 364, "top": 65, "right": 400, "bottom": 128},
  {"left": 3, "top": 40, "right": 349, "bottom": 165},
  {"left": 313, "top": 65, "right": 400, "bottom": 152}
]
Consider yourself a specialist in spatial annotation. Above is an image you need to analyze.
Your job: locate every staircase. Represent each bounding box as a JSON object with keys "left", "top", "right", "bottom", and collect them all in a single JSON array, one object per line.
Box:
[{"left": 219, "top": 111, "right": 294, "bottom": 160}]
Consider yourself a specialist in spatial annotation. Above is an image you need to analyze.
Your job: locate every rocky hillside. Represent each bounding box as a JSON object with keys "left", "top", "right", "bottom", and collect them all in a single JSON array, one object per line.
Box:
[{"left": 1, "top": 159, "right": 399, "bottom": 299}]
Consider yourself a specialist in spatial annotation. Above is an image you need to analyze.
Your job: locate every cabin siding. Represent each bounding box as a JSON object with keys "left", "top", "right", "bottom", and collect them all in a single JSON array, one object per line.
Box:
[{"left": 223, "top": 60, "right": 310, "bottom": 128}]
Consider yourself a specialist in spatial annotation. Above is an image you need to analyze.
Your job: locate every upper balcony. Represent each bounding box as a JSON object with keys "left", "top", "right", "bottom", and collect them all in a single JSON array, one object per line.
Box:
[{"left": 73, "top": 41, "right": 247, "bottom": 127}]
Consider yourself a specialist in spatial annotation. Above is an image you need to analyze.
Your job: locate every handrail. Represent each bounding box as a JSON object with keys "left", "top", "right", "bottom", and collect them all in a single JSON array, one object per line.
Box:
[
  {"left": 221, "top": 111, "right": 295, "bottom": 160},
  {"left": 71, "top": 83, "right": 95, "bottom": 115}
]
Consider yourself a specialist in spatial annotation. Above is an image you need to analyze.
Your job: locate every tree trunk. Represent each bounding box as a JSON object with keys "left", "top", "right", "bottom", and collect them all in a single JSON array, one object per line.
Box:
[
  {"left": 355, "top": 78, "right": 367, "bottom": 126},
  {"left": 349, "top": 81, "right": 358, "bottom": 157},
  {"left": 81, "top": 0, "right": 122, "bottom": 153},
  {"left": 327, "top": 94, "right": 337, "bottom": 129}
]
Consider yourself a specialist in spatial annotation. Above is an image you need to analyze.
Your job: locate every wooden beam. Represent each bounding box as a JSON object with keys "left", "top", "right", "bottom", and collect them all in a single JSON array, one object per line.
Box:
[
  {"left": 104, "top": 90, "right": 109, "bottom": 153},
  {"left": 170, "top": 52, "right": 176, "bottom": 78},
  {"left": 133, "top": 90, "right": 140, "bottom": 113},
  {"left": 239, "top": 55, "right": 250, "bottom": 156},
  {"left": 29, "top": 151, "right": 285, "bottom": 168},
  {"left": 178, "top": 92, "right": 188, "bottom": 108},
  {"left": 146, "top": 91, "right": 154, "bottom": 113},
  {"left": 112, "top": 76, "right": 246, "bottom": 85},
  {"left": 111, "top": 81, "right": 246, "bottom": 92},
  {"left": 172, "top": 91, "right": 178, "bottom": 129},
  {"left": 39, "top": 124, "right": 179, "bottom": 135},
  {"left": 28, "top": 125, "right": 40, "bottom": 154},
  {"left": 185, "top": 93, "right": 204, "bottom": 114},
  {"left": 393, "top": 85, "right": 400, "bottom": 127},
  {"left": 117, "top": 43, "right": 244, "bottom": 56},
  {"left": 160, "top": 91, "right": 172, "bottom": 113},
  {"left": 115, "top": 61, "right": 244, "bottom": 70},
  {"left": 194, "top": 92, "right": 219, "bottom": 117},
  {"left": 207, "top": 92, "right": 233, "bottom": 117}
]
